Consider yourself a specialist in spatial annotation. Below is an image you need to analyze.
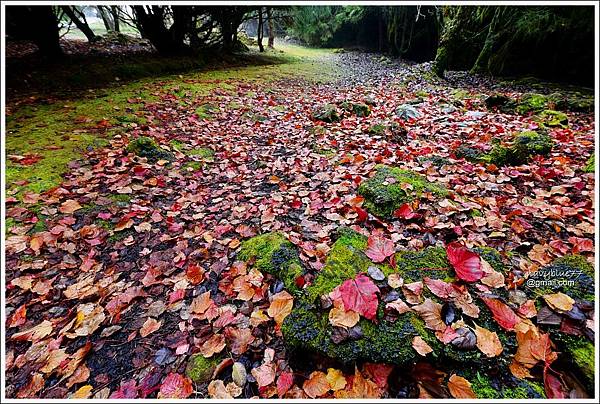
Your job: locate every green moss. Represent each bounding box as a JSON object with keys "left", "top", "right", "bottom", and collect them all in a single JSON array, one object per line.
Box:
[
  {"left": 417, "top": 155, "right": 451, "bottom": 168},
  {"left": 547, "top": 92, "right": 594, "bottom": 113},
  {"left": 183, "top": 161, "right": 203, "bottom": 171},
  {"left": 454, "top": 145, "right": 485, "bottom": 162},
  {"left": 565, "top": 337, "right": 594, "bottom": 393},
  {"left": 534, "top": 254, "right": 595, "bottom": 302},
  {"left": 126, "top": 136, "right": 174, "bottom": 162},
  {"left": 185, "top": 354, "right": 222, "bottom": 384},
  {"left": 186, "top": 147, "right": 215, "bottom": 160},
  {"left": 470, "top": 208, "right": 482, "bottom": 217},
  {"left": 474, "top": 246, "right": 506, "bottom": 273},
  {"left": 470, "top": 371, "right": 546, "bottom": 399},
  {"left": 238, "top": 233, "right": 304, "bottom": 294},
  {"left": 358, "top": 165, "right": 447, "bottom": 218},
  {"left": 195, "top": 103, "right": 218, "bottom": 120},
  {"left": 515, "top": 93, "right": 547, "bottom": 114},
  {"left": 282, "top": 303, "right": 424, "bottom": 365},
  {"left": 485, "top": 131, "right": 554, "bottom": 166},
  {"left": 367, "top": 123, "right": 386, "bottom": 135},
  {"left": 535, "top": 110, "right": 568, "bottom": 128},
  {"left": 416, "top": 90, "right": 431, "bottom": 98},
  {"left": 584, "top": 155, "right": 594, "bottom": 173},
  {"left": 307, "top": 229, "right": 370, "bottom": 301},
  {"left": 312, "top": 104, "right": 340, "bottom": 123},
  {"left": 341, "top": 101, "right": 371, "bottom": 117},
  {"left": 110, "top": 194, "right": 131, "bottom": 204}
]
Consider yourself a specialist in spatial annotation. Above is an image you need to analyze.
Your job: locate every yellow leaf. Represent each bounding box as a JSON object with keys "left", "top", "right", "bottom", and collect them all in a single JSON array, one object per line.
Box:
[
  {"left": 543, "top": 292, "right": 574, "bottom": 312},
  {"left": 71, "top": 384, "right": 93, "bottom": 399},
  {"left": 326, "top": 368, "right": 346, "bottom": 391},
  {"left": 328, "top": 307, "right": 359, "bottom": 328}
]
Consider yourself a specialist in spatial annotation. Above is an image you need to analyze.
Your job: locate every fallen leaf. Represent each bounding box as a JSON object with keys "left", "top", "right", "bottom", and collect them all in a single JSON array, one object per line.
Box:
[
  {"left": 412, "top": 299, "right": 445, "bottom": 331},
  {"left": 447, "top": 374, "right": 476, "bottom": 398},
  {"left": 140, "top": 318, "right": 161, "bottom": 338},
  {"left": 251, "top": 362, "right": 276, "bottom": 387},
  {"left": 365, "top": 234, "right": 395, "bottom": 263},
  {"left": 339, "top": 274, "right": 380, "bottom": 320},
  {"left": 474, "top": 325, "right": 503, "bottom": 357},
  {"left": 158, "top": 373, "right": 193, "bottom": 399},
  {"left": 446, "top": 242, "right": 483, "bottom": 282},
  {"left": 326, "top": 368, "right": 347, "bottom": 391},
  {"left": 200, "top": 334, "right": 226, "bottom": 358},
  {"left": 303, "top": 371, "right": 330, "bottom": 398},
  {"left": 277, "top": 371, "right": 294, "bottom": 397},
  {"left": 59, "top": 200, "right": 82, "bottom": 214},
  {"left": 543, "top": 292, "right": 575, "bottom": 312},
  {"left": 267, "top": 291, "right": 294, "bottom": 325},
  {"left": 412, "top": 336, "right": 433, "bottom": 356},
  {"left": 482, "top": 297, "right": 518, "bottom": 330},
  {"left": 328, "top": 306, "right": 360, "bottom": 328}
]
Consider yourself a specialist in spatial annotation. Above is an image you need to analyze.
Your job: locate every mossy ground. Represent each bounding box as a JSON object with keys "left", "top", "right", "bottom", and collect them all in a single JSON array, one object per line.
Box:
[
  {"left": 5, "top": 44, "right": 337, "bottom": 227},
  {"left": 358, "top": 165, "right": 448, "bottom": 218}
]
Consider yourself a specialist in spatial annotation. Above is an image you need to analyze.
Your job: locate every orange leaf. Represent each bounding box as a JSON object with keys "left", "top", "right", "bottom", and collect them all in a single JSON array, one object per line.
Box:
[
  {"left": 412, "top": 336, "right": 433, "bottom": 356},
  {"left": 303, "top": 371, "right": 330, "bottom": 398},
  {"left": 326, "top": 368, "right": 347, "bottom": 391},
  {"left": 328, "top": 306, "right": 359, "bottom": 328},
  {"left": 447, "top": 374, "right": 476, "bottom": 399},
  {"left": 474, "top": 325, "right": 503, "bottom": 357},
  {"left": 267, "top": 291, "right": 294, "bottom": 325},
  {"left": 59, "top": 200, "right": 82, "bottom": 214},
  {"left": 140, "top": 317, "right": 161, "bottom": 338},
  {"left": 543, "top": 292, "right": 574, "bottom": 312},
  {"left": 199, "top": 334, "right": 226, "bottom": 358}
]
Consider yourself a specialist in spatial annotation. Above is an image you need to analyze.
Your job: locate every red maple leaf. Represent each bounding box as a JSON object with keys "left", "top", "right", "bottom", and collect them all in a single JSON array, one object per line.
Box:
[
  {"left": 339, "top": 274, "right": 380, "bottom": 320},
  {"left": 393, "top": 203, "right": 421, "bottom": 220},
  {"left": 446, "top": 242, "right": 483, "bottom": 282},
  {"left": 365, "top": 234, "right": 395, "bottom": 263}
]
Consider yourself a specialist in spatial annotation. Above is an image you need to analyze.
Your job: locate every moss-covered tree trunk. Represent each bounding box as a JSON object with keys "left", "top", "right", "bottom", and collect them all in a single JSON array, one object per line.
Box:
[{"left": 470, "top": 7, "right": 503, "bottom": 74}]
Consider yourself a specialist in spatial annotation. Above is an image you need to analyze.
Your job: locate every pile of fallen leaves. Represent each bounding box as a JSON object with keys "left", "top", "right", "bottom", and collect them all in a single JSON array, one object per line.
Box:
[{"left": 4, "top": 51, "right": 594, "bottom": 398}]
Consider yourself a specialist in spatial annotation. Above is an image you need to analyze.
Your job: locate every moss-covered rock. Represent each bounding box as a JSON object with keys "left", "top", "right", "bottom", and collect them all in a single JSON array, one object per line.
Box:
[
  {"left": 548, "top": 92, "right": 594, "bottom": 113},
  {"left": 466, "top": 369, "right": 546, "bottom": 399},
  {"left": 584, "top": 155, "right": 594, "bottom": 173},
  {"left": 283, "top": 228, "right": 512, "bottom": 368},
  {"left": 535, "top": 110, "right": 568, "bottom": 128},
  {"left": 340, "top": 101, "right": 371, "bottom": 117},
  {"left": 367, "top": 123, "right": 386, "bottom": 135},
  {"left": 484, "top": 94, "right": 512, "bottom": 109},
  {"left": 454, "top": 145, "right": 485, "bottom": 162},
  {"left": 358, "top": 165, "right": 448, "bottom": 218},
  {"left": 417, "top": 155, "right": 452, "bottom": 168},
  {"left": 563, "top": 336, "right": 594, "bottom": 394},
  {"left": 126, "top": 136, "right": 174, "bottom": 162},
  {"left": 238, "top": 232, "right": 304, "bottom": 294},
  {"left": 532, "top": 254, "right": 595, "bottom": 302},
  {"left": 312, "top": 104, "right": 340, "bottom": 123},
  {"left": 185, "top": 354, "right": 222, "bottom": 383},
  {"left": 480, "top": 131, "right": 554, "bottom": 166},
  {"left": 515, "top": 93, "right": 548, "bottom": 115}
]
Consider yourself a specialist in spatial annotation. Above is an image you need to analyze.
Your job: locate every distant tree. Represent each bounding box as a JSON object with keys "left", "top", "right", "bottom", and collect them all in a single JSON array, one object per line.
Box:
[
  {"left": 267, "top": 7, "right": 275, "bottom": 48},
  {"left": 257, "top": 7, "right": 265, "bottom": 52},
  {"left": 97, "top": 6, "right": 121, "bottom": 32},
  {"left": 5, "top": 6, "right": 63, "bottom": 57},
  {"left": 61, "top": 6, "right": 98, "bottom": 42}
]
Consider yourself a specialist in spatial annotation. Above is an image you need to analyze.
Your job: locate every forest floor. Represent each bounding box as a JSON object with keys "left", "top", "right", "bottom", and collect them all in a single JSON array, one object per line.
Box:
[{"left": 4, "top": 44, "right": 595, "bottom": 399}]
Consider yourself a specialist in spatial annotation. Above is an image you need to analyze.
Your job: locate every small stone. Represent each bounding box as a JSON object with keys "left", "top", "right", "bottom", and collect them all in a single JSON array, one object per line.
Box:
[
  {"left": 232, "top": 362, "right": 247, "bottom": 387},
  {"left": 508, "top": 289, "right": 528, "bottom": 306},
  {"left": 368, "top": 266, "right": 385, "bottom": 281},
  {"left": 348, "top": 325, "right": 364, "bottom": 340},
  {"left": 383, "top": 290, "right": 401, "bottom": 302},
  {"left": 320, "top": 295, "right": 333, "bottom": 309},
  {"left": 331, "top": 327, "right": 349, "bottom": 344}
]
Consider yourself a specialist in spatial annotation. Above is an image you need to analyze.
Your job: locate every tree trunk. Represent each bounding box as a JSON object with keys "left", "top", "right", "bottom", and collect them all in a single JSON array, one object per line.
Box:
[
  {"left": 62, "top": 6, "right": 98, "bottom": 42},
  {"left": 98, "top": 6, "right": 114, "bottom": 31},
  {"left": 471, "top": 7, "right": 502, "bottom": 74},
  {"left": 6, "top": 6, "right": 63, "bottom": 58},
  {"left": 267, "top": 7, "right": 274, "bottom": 48},
  {"left": 111, "top": 6, "right": 120, "bottom": 32},
  {"left": 257, "top": 8, "right": 264, "bottom": 52}
]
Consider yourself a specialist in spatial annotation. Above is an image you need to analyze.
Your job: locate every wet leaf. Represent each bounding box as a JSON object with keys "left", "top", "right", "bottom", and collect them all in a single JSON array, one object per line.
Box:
[
  {"left": 447, "top": 374, "right": 476, "bottom": 398},
  {"left": 303, "top": 371, "right": 330, "bottom": 398},
  {"left": 339, "top": 274, "right": 380, "bottom": 320},
  {"left": 446, "top": 242, "right": 482, "bottom": 282},
  {"left": 474, "top": 325, "right": 503, "bottom": 357}
]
